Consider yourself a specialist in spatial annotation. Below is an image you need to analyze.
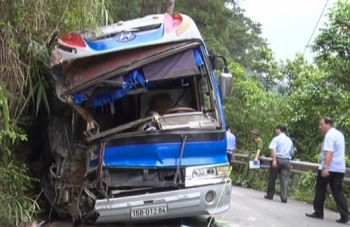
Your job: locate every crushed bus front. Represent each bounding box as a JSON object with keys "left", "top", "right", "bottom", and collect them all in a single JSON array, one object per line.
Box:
[{"left": 40, "top": 13, "right": 233, "bottom": 224}]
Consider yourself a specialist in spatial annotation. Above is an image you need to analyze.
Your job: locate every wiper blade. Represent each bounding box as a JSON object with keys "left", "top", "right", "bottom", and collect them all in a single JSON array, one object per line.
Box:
[{"left": 173, "top": 135, "right": 188, "bottom": 186}]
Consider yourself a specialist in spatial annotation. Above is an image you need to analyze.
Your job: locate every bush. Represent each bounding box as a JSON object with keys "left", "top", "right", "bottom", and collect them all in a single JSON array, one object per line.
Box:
[{"left": 0, "top": 161, "right": 39, "bottom": 225}]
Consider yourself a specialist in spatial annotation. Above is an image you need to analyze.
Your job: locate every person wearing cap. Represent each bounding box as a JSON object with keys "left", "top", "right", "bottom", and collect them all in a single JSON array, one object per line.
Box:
[
  {"left": 245, "top": 129, "right": 264, "bottom": 186},
  {"left": 264, "top": 124, "right": 294, "bottom": 203},
  {"left": 250, "top": 129, "right": 264, "bottom": 162}
]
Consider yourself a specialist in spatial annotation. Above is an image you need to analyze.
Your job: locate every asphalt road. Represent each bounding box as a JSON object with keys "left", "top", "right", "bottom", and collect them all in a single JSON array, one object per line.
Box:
[
  {"left": 52, "top": 186, "right": 347, "bottom": 227},
  {"left": 218, "top": 186, "right": 348, "bottom": 227}
]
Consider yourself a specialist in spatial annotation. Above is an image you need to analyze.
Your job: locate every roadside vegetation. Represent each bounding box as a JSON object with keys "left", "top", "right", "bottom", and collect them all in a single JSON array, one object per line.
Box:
[
  {"left": 0, "top": 0, "right": 113, "bottom": 225},
  {"left": 0, "top": 0, "right": 349, "bottom": 224},
  {"left": 227, "top": 0, "right": 350, "bottom": 211}
]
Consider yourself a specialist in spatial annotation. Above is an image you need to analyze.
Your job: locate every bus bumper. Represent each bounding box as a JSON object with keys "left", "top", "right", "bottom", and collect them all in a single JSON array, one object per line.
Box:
[{"left": 94, "top": 181, "right": 232, "bottom": 223}]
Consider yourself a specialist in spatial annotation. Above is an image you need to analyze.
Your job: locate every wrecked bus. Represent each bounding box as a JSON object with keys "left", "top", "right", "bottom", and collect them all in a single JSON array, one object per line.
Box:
[{"left": 42, "top": 13, "right": 233, "bottom": 224}]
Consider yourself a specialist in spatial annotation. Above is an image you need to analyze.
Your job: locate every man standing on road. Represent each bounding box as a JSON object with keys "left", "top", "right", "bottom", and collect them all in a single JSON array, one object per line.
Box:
[
  {"left": 306, "top": 117, "right": 349, "bottom": 224},
  {"left": 245, "top": 129, "right": 264, "bottom": 185},
  {"left": 226, "top": 126, "right": 236, "bottom": 164},
  {"left": 264, "top": 124, "right": 294, "bottom": 203}
]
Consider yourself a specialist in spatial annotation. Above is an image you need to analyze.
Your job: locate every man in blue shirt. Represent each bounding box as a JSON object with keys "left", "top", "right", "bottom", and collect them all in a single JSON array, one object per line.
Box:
[
  {"left": 306, "top": 117, "right": 349, "bottom": 224},
  {"left": 264, "top": 124, "right": 294, "bottom": 203},
  {"left": 226, "top": 126, "right": 236, "bottom": 163}
]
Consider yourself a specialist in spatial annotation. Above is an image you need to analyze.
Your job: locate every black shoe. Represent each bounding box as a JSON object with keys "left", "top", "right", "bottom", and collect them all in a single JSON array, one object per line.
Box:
[
  {"left": 264, "top": 195, "right": 273, "bottom": 200},
  {"left": 281, "top": 199, "right": 287, "bottom": 203},
  {"left": 336, "top": 218, "right": 348, "bottom": 224},
  {"left": 305, "top": 212, "right": 324, "bottom": 219}
]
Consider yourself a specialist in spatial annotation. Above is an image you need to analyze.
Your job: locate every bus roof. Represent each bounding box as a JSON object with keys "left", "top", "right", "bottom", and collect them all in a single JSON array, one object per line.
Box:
[{"left": 51, "top": 13, "right": 204, "bottom": 64}]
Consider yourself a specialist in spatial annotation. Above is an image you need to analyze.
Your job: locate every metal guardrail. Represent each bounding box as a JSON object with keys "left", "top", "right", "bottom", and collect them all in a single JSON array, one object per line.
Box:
[{"left": 231, "top": 153, "right": 350, "bottom": 182}]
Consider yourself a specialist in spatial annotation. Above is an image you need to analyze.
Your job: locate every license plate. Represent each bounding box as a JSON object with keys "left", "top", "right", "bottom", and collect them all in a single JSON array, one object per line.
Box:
[{"left": 130, "top": 205, "right": 168, "bottom": 219}]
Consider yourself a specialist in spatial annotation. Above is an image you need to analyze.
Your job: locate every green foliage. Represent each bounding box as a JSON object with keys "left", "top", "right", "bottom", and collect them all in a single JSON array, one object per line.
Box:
[
  {"left": 1, "top": 0, "right": 114, "bottom": 224},
  {"left": 281, "top": 0, "right": 350, "bottom": 156},
  {"left": 251, "top": 46, "right": 282, "bottom": 91},
  {"left": 0, "top": 0, "right": 349, "bottom": 220},
  {"left": 0, "top": 161, "right": 39, "bottom": 226},
  {"left": 299, "top": 172, "right": 316, "bottom": 190},
  {"left": 227, "top": 0, "right": 350, "bottom": 212},
  {"left": 0, "top": 83, "right": 36, "bottom": 225},
  {"left": 312, "top": 0, "right": 350, "bottom": 89},
  {"left": 0, "top": 83, "right": 10, "bottom": 133},
  {"left": 110, "top": 0, "right": 270, "bottom": 69},
  {"left": 225, "top": 62, "right": 288, "bottom": 150},
  {"left": 225, "top": 0, "right": 350, "bottom": 159},
  {"left": 1, "top": 0, "right": 114, "bottom": 121},
  {"left": 223, "top": 5, "right": 268, "bottom": 68},
  {"left": 175, "top": 0, "right": 232, "bottom": 57}
]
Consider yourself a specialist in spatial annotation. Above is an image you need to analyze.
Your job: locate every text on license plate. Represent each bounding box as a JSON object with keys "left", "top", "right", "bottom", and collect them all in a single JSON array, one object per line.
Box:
[{"left": 130, "top": 205, "right": 168, "bottom": 218}]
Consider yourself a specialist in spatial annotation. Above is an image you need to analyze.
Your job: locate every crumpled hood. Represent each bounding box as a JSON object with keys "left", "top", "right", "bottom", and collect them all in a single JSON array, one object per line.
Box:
[{"left": 94, "top": 138, "right": 227, "bottom": 168}]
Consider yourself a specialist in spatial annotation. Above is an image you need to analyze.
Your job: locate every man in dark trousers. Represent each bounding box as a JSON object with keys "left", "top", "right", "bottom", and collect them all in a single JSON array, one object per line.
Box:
[
  {"left": 245, "top": 129, "right": 264, "bottom": 185},
  {"left": 226, "top": 126, "right": 236, "bottom": 164},
  {"left": 264, "top": 124, "right": 294, "bottom": 203},
  {"left": 306, "top": 117, "right": 349, "bottom": 224}
]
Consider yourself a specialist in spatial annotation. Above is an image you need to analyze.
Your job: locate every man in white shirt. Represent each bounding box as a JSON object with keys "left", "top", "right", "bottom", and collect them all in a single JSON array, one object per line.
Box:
[
  {"left": 226, "top": 126, "right": 236, "bottom": 163},
  {"left": 306, "top": 117, "right": 348, "bottom": 224},
  {"left": 264, "top": 124, "right": 294, "bottom": 203}
]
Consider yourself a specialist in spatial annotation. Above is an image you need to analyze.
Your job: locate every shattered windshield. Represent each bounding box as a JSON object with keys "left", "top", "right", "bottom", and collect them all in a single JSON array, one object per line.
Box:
[
  {"left": 62, "top": 46, "right": 220, "bottom": 142},
  {"left": 86, "top": 73, "right": 219, "bottom": 142}
]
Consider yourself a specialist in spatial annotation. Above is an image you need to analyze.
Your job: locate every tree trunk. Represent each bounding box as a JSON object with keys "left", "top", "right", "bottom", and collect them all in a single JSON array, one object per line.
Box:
[
  {"left": 156, "top": 0, "right": 164, "bottom": 13},
  {"left": 140, "top": 0, "right": 176, "bottom": 16},
  {"left": 165, "top": 0, "right": 176, "bottom": 15},
  {"left": 140, "top": 0, "right": 163, "bottom": 16}
]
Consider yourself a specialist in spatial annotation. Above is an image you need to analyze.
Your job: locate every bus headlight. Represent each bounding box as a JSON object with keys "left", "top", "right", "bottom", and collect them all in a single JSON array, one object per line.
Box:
[
  {"left": 190, "top": 165, "right": 229, "bottom": 179},
  {"left": 185, "top": 164, "right": 230, "bottom": 187},
  {"left": 192, "top": 167, "right": 217, "bottom": 178}
]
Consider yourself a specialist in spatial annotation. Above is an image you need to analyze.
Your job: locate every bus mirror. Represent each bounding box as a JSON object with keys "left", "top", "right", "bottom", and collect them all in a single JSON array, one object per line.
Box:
[
  {"left": 214, "top": 54, "right": 233, "bottom": 99},
  {"left": 219, "top": 71, "right": 233, "bottom": 99}
]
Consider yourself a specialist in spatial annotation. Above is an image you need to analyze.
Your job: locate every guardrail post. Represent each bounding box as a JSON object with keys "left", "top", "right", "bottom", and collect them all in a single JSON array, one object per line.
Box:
[{"left": 292, "top": 159, "right": 301, "bottom": 190}]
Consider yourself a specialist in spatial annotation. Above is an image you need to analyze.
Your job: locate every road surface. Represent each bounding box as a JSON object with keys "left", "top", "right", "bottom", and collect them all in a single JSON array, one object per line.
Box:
[{"left": 51, "top": 186, "right": 346, "bottom": 227}]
